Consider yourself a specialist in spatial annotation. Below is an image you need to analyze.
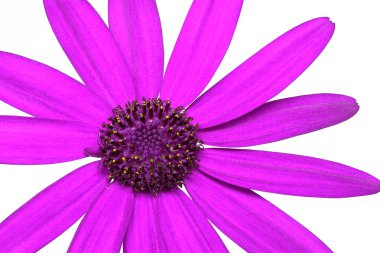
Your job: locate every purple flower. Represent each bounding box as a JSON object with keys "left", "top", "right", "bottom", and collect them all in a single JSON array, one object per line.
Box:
[{"left": 0, "top": 0, "right": 379, "bottom": 252}]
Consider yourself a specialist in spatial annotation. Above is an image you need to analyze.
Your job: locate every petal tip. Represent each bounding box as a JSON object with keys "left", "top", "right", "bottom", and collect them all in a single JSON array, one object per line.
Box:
[
  {"left": 335, "top": 94, "right": 360, "bottom": 116},
  {"left": 324, "top": 17, "right": 334, "bottom": 24},
  {"left": 348, "top": 96, "right": 360, "bottom": 115},
  {"left": 325, "top": 18, "right": 336, "bottom": 35},
  {"left": 310, "top": 17, "right": 333, "bottom": 25},
  {"left": 311, "top": 17, "right": 335, "bottom": 35},
  {"left": 376, "top": 179, "right": 380, "bottom": 192}
]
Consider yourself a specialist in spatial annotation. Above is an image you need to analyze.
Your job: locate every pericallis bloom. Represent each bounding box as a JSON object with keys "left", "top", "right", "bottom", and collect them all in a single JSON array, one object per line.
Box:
[{"left": 0, "top": 0, "right": 379, "bottom": 252}]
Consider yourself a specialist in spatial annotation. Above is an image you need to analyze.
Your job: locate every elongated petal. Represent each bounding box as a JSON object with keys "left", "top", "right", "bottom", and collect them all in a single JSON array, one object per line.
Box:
[
  {"left": 43, "top": 0, "right": 135, "bottom": 106},
  {"left": 69, "top": 183, "right": 134, "bottom": 253},
  {"left": 188, "top": 17, "right": 335, "bottom": 128},
  {"left": 0, "top": 162, "right": 106, "bottom": 253},
  {"left": 198, "top": 94, "right": 358, "bottom": 147},
  {"left": 0, "top": 116, "right": 98, "bottom": 164},
  {"left": 161, "top": 0, "right": 243, "bottom": 107},
  {"left": 0, "top": 52, "right": 110, "bottom": 125},
  {"left": 124, "top": 193, "right": 167, "bottom": 253},
  {"left": 157, "top": 190, "right": 228, "bottom": 253},
  {"left": 200, "top": 149, "right": 380, "bottom": 197},
  {"left": 186, "top": 170, "right": 332, "bottom": 253},
  {"left": 109, "top": 0, "right": 164, "bottom": 98}
]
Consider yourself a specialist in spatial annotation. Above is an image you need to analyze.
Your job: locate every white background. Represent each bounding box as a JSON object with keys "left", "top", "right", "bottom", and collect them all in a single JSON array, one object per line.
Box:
[{"left": 0, "top": 0, "right": 379, "bottom": 252}]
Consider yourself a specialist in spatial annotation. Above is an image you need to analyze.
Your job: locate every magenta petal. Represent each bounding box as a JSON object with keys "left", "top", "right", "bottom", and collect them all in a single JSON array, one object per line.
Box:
[
  {"left": 198, "top": 94, "right": 358, "bottom": 147},
  {"left": 109, "top": 0, "right": 164, "bottom": 98},
  {"left": 0, "top": 162, "right": 106, "bottom": 253},
  {"left": 157, "top": 190, "right": 228, "bottom": 253},
  {"left": 161, "top": 0, "right": 243, "bottom": 107},
  {"left": 186, "top": 170, "right": 332, "bottom": 253},
  {"left": 0, "top": 116, "right": 98, "bottom": 164},
  {"left": 124, "top": 193, "right": 167, "bottom": 253},
  {"left": 188, "top": 17, "right": 335, "bottom": 128},
  {"left": 0, "top": 52, "right": 110, "bottom": 125},
  {"left": 69, "top": 183, "right": 134, "bottom": 253},
  {"left": 200, "top": 148, "right": 380, "bottom": 198},
  {"left": 43, "top": 0, "right": 136, "bottom": 106}
]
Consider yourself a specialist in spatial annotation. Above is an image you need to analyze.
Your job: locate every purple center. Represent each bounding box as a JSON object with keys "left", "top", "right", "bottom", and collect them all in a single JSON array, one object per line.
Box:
[{"left": 98, "top": 98, "right": 202, "bottom": 194}]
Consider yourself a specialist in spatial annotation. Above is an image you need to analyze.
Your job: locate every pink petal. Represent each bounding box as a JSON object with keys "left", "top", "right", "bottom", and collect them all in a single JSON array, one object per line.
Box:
[
  {"left": 0, "top": 162, "right": 106, "bottom": 253},
  {"left": 0, "top": 52, "right": 110, "bottom": 125},
  {"left": 68, "top": 183, "right": 134, "bottom": 253},
  {"left": 161, "top": 0, "right": 243, "bottom": 107},
  {"left": 186, "top": 170, "right": 333, "bottom": 253},
  {"left": 0, "top": 116, "right": 98, "bottom": 164},
  {"left": 157, "top": 190, "right": 228, "bottom": 253},
  {"left": 43, "top": 0, "right": 136, "bottom": 106},
  {"left": 124, "top": 193, "right": 167, "bottom": 253},
  {"left": 198, "top": 94, "right": 358, "bottom": 147},
  {"left": 109, "top": 0, "right": 164, "bottom": 98},
  {"left": 188, "top": 17, "right": 335, "bottom": 128},
  {"left": 200, "top": 148, "right": 380, "bottom": 198}
]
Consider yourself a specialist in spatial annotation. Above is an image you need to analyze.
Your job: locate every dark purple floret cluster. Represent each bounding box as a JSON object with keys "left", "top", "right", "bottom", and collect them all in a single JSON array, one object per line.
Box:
[{"left": 98, "top": 98, "right": 202, "bottom": 194}]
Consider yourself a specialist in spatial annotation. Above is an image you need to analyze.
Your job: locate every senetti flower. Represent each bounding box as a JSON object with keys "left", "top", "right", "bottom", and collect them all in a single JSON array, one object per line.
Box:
[{"left": 0, "top": 0, "right": 379, "bottom": 252}]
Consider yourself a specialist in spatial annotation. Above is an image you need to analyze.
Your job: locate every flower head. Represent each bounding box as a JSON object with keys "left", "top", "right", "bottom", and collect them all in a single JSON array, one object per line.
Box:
[
  {"left": 0, "top": 0, "right": 379, "bottom": 252},
  {"left": 96, "top": 98, "right": 202, "bottom": 194}
]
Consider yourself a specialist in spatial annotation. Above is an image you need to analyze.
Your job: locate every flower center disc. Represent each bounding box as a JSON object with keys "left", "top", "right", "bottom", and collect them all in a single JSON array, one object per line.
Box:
[{"left": 98, "top": 98, "right": 202, "bottom": 194}]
